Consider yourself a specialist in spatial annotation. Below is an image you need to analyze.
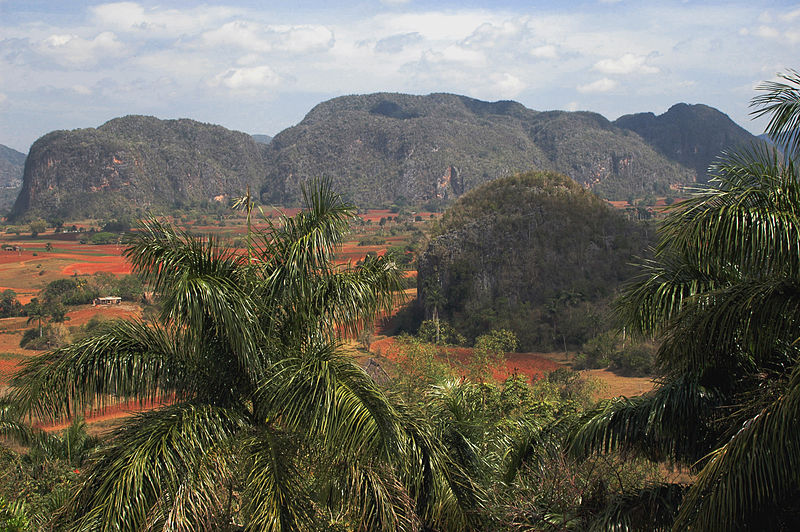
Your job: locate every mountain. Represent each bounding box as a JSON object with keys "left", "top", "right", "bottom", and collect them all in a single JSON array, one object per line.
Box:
[
  {"left": 0, "top": 144, "right": 26, "bottom": 215},
  {"left": 252, "top": 134, "right": 272, "bottom": 144},
  {"left": 261, "top": 93, "right": 694, "bottom": 207},
  {"left": 9, "top": 116, "right": 267, "bottom": 221},
  {"left": 614, "top": 103, "right": 760, "bottom": 183},
  {"left": 10, "top": 95, "right": 752, "bottom": 221},
  {"left": 417, "top": 170, "right": 651, "bottom": 351},
  {"left": 0, "top": 144, "right": 25, "bottom": 188}
]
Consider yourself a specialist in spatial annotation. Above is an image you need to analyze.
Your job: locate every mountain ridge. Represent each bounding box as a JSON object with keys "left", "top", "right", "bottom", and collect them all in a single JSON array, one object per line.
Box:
[
  {"left": 8, "top": 94, "right": 761, "bottom": 221},
  {"left": 614, "top": 103, "right": 758, "bottom": 182}
]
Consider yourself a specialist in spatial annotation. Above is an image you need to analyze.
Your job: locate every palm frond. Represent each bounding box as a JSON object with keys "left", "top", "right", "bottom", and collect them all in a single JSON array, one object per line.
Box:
[
  {"left": 674, "top": 362, "right": 800, "bottom": 531},
  {"left": 12, "top": 319, "right": 186, "bottom": 422},
  {"left": 751, "top": 69, "right": 800, "bottom": 158},
  {"left": 256, "top": 178, "right": 354, "bottom": 279},
  {"left": 239, "top": 427, "right": 316, "bottom": 532},
  {"left": 569, "top": 374, "right": 721, "bottom": 465},
  {"left": 30, "top": 416, "right": 99, "bottom": 467},
  {"left": 59, "top": 404, "right": 247, "bottom": 532},
  {"left": 125, "top": 219, "right": 264, "bottom": 386},
  {"left": 614, "top": 253, "right": 724, "bottom": 338},
  {"left": 396, "top": 404, "right": 487, "bottom": 531},
  {"left": 656, "top": 277, "right": 800, "bottom": 372},
  {"left": 660, "top": 146, "right": 800, "bottom": 278},
  {"left": 0, "top": 398, "right": 33, "bottom": 445},
  {"left": 256, "top": 342, "right": 402, "bottom": 460},
  {"left": 589, "top": 483, "right": 686, "bottom": 532},
  {"left": 317, "top": 460, "right": 421, "bottom": 532}
]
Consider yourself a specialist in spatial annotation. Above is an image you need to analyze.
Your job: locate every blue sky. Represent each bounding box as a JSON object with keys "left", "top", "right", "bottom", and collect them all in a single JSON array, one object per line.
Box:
[{"left": 1, "top": 1, "right": 798, "bottom": 152}]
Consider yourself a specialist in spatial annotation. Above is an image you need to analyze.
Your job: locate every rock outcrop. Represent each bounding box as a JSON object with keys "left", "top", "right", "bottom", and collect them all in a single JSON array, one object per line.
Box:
[
  {"left": 614, "top": 103, "right": 759, "bottom": 183},
  {"left": 10, "top": 116, "right": 267, "bottom": 221}
]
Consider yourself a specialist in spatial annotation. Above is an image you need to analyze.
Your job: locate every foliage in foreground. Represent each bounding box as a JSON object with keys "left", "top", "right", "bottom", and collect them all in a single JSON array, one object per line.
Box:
[
  {"left": 572, "top": 69, "right": 800, "bottom": 530},
  {"left": 7, "top": 180, "right": 490, "bottom": 530}
]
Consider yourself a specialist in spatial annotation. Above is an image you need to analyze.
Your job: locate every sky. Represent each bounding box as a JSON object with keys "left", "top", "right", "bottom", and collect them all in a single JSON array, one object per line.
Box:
[{"left": 1, "top": 0, "right": 798, "bottom": 153}]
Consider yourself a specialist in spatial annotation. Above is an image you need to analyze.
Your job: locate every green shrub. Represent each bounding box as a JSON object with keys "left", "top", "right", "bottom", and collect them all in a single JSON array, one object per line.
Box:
[{"left": 416, "top": 319, "right": 466, "bottom": 346}]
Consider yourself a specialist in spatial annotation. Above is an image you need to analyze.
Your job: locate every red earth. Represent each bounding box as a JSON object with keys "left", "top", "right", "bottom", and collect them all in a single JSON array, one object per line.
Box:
[{"left": 369, "top": 336, "right": 561, "bottom": 384}]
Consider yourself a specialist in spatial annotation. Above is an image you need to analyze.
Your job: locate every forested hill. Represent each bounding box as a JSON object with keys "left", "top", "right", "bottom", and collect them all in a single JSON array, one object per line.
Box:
[
  {"left": 0, "top": 144, "right": 26, "bottom": 214},
  {"left": 261, "top": 92, "right": 693, "bottom": 206},
  {"left": 417, "top": 170, "right": 652, "bottom": 351},
  {"left": 9, "top": 116, "right": 267, "bottom": 221},
  {"left": 0, "top": 144, "right": 25, "bottom": 189},
  {"left": 614, "top": 103, "right": 759, "bottom": 183},
  {"left": 8, "top": 95, "right": 756, "bottom": 221}
]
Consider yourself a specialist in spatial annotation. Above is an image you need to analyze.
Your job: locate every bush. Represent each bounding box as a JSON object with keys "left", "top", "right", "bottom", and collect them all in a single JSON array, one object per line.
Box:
[
  {"left": 88, "top": 232, "right": 117, "bottom": 245},
  {"left": 574, "top": 334, "right": 656, "bottom": 377},
  {"left": 358, "top": 236, "right": 386, "bottom": 246},
  {"left": 20, "top": 324, "right": 70, "bottom": 350},
  {"left": 416, "top": 319, "right": 466, "bottom": 346}
]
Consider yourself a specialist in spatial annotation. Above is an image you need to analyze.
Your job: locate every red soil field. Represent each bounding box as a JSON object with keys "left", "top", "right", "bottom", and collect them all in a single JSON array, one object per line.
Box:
[
  {"left": 66, "top": 304, "right": 141, "bottom": 326},
  {"left": 36, "top": 397, "right": 168, "bottom": 433},
  {"left": 61, "top": 257, "right": 131, "bottom": 276},
  {"left": 0, "top": 357, "right": 21, "bottom": 383},
  {"left": 369, "top": 337, "right": 561, "bottom": 384}
]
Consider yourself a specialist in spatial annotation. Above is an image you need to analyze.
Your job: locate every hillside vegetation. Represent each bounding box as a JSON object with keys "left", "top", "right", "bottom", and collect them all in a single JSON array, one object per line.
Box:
[
  {"left": 9, "top": 116, "right": 267, "bottom": 221},
  {"left": 263, "top": 93, "right": 694, "bottom": 206},
  {"left": 8, "top": 94, "right": 761, "bottom": 221},
  {"left": 614, "top": 103, "right": 758, "bottom": 183},
  {"left": 0, "top": 144, "right": 25, "bottom": 213},
  {"left": 417, "top": 170, "right": 652, "bottom": 350}
]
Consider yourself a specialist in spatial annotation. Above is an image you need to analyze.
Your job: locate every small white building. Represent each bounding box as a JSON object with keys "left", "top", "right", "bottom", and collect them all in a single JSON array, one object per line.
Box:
[{"left": 93, "top": 296, "right": 122, "bottom": 306}]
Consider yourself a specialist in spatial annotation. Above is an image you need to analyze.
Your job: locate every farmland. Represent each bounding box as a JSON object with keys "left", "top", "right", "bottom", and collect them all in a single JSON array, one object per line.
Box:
[{"left": 0, "top": 207, "right": 655, "bottom": 435}]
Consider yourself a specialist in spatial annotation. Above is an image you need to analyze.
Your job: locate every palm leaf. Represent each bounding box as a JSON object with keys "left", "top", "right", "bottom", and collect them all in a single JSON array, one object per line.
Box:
[
  {"left": 12, "top": 319, "right": 187, "bottom": 422},
  {"left": 569, "top": 374, "right": 722, "bottom": 465},
  {"left": 674, "top": 363, "right": 800, "bottom": 530},
  {"left": 589, "top": 483, "right": 686, "bottom": 532},
  {"left": 59, "top": 404, "right": 247, "bottom": 531},
  {"left": 239, "top": 427, "right": 316, "bottom": 532},
  {"left": 751, "top": 69, "right": 800, "bottom": 158}
]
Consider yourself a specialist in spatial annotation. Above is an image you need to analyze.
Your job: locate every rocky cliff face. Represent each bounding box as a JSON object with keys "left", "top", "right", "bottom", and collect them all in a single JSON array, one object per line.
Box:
[
  {"left": 0, "top": 144, "right": 25, "bottom": 213},
  {"left": 9, "top": 116, "right": 267, "bottom": 221},
  {"left": 417, "top": 170, "right": 651, "bottom": 350},
  {"left": 262, "top": 93, "right": 694, "bottom": 206},
  {"left": 10, "top": 95, "right": 754, "bottom": 221},
  {"left": 0, "top": 144, "right": 25, "bottom": 189},
  {"left": 614, "top": 103, "right": 759, "bottom": 183}
]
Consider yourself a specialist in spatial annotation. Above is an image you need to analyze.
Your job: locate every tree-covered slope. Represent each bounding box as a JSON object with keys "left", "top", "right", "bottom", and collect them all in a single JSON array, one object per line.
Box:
[
  {"left": 0, "top": 144, "right": 25, "bottom": 214},
  {"left": 9, "top": 116, "right": 267, "bottom": 221},
  {"left": 9, "top": 96, "right": 752, "bottom": 221},
  {"left": 262, "top": 93, "right": 694, "bottom": 206},
  {"left": 417, "top": 170, "right": 651, "bottom": 350},
  {"left": 614, "top": 103, "right": 759, "bottom": 183},
  {"left": 0, "top": 144, "right": 25, "bottom": 188}
]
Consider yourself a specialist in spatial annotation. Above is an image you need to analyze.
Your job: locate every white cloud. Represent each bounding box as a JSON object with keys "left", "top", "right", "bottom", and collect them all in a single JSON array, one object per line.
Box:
[
  {"left": 577, "top": 78, "right": 618, "bottom": 93},
  {"left": 72, "top": 85, "right": 92, "bottom": 95},
  {"left": 782, "top": 8, "right": 800, "bottom": 22},
  {"left": 566, "top": 101, "right": 579, "bottom": 111},
  {"left": 593, "top": 53, "right": 658, "bottom": 75},
  {"left": 0, "top": 1, "right": 795, "bottom": 149},
  {"left": 90, "top": 2, "right": 237, "bottom": 37},
  {"left": 380, "top": 0, "right": 412, "bottom": 5},
  {"left": 0, "top": 93, "right": 6, "bottom": 104},
  {"left": 200, "top": 22, "right": 334, "bottom": 55},
  {"left": 36, "top": 31, "right": 124, "bottom": 67},
  {"left": 489, "top": 73, "right": 525, "bottom": 98},
  {"left": 375, "top": 32, "right": 423, "bottom": 53},
  {"left": 531, "top": 44, "right": 558, "bottom": 59},
  {"left": 212, "top": 65, "right": 282, "bottom": 91}
]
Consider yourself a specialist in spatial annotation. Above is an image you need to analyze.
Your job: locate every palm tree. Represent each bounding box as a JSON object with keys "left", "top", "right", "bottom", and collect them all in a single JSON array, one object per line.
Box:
[
  {"left": 25, "top": 298, "right": 45, "bottom": 337},
  {"left": 570, "top": 71, "right": 800, "bottom": 530},
  {"left": 11, "top": 180, "right": 480, "bottom": 530}
]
